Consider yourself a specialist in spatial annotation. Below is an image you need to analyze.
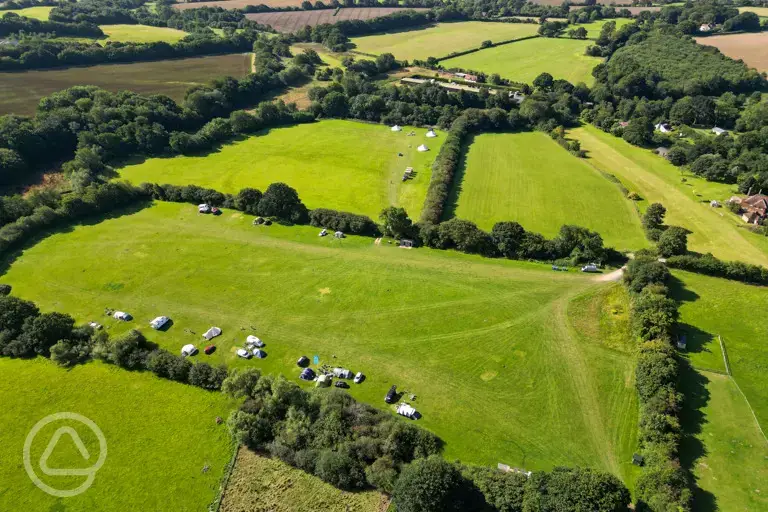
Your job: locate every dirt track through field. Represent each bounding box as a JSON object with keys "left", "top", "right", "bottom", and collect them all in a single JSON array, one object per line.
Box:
[{"left": 246, "top": 7, "right": 428, "bottom": 32}]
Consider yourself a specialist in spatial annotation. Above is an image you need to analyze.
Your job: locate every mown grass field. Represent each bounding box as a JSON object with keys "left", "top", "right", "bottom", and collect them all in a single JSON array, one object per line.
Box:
[
  {"left": 2, "top": 5, "right": 52, "bottom": 19},
  {"left": 679, "top": 370, "right": 768, "bottom": 512},
  {"left": 571, "top": 125, "right": 768, "bottom": 266},
  {"left": 99, "top": 24, "right": 189, "bottom": 43},
  {"left": 221, "top": 447, "right": 386, "bottom": 511},
  {"left": 0, "top": 53, "right": 252, "bottom": 116},
  {"left": 447, "top": 132, "right": 647, "bottom": 251},
  {"left": 570, "top": 18, "right": 632, "bottom": 39},
  {"left": 670, "top": 270, "right": 768, "bottom": 432},
  {"left": 350, "top": 22, "right": 540, "bottom": 61},
  {"left": 0, "top": 358, "right": 234, "bottom": 512},
  {"left": 442, "top": 37, "right": 602, "bottom": 85},
  {"left": 0, "top": 201, "right": 639, "bottom": 480},
  {"left": 119, "top": 120, "right": 443, "bottom": 219}
]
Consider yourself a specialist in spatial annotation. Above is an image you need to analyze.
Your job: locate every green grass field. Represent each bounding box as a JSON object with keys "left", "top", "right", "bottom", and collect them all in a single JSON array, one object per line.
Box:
[
  {"left": 119, "top": 120, "right": 443, "bottom": 219},
  {"left": 447, "top": 132, "right": 647, "bottom": 251},
  {"left": 738, "top": 6, "right": 768, "bottom": 18},
  {"left": 568, "top": 18, "right": 632, "bottom": 39},
  {"left": 2, "top": 5, "right": 53, "bottom": 19},
  {"left": 0, "top": 53, "right": 252, "bottom": 116},
  {"left": 0, "top": 201, "right": 639, "bottom": 481},
  {"left": 350, "top": 21, "right": 539, "bottom": 61},
  {"left": 99, "top": 24, "right": 189, "bottom": 43},
  {"left": 0, "top": 358, "right": 234, "bottom": 511},
  {"left": 571, "top": 125, "right": 768, "bottom": 266},
  {"left": 671, "top": 270, "right": 768, "bottom": 432},
  {"left": 221, "top": 447, "right": 385, "bottom": 511},
  {"left": 442, "top": 37, "right": 602, "bottom": 85},
  {"left": 679, "top": 370, "right": 768, "bottom": 512}
]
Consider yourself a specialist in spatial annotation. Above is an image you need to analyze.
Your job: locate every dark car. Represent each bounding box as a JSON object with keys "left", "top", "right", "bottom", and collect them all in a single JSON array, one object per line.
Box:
[
  {"left": 204, "top": 345, "right": 216, "bottom": 355},
  {"left": 334, "top": 381, "right": 349, "bottom": 389},
  {"left": 385, "top": 385, "right": 397, "bottom": 404}
]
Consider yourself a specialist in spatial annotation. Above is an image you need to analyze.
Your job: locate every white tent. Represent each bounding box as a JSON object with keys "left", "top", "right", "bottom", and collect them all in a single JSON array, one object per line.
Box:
[
  {"left": 426, "top": 130, "right": 437, "bottom": 138},
  {"left": 246, "top": 335, "right": 264, "bottom": 348},
  {"left": 334, "top": 231, "right": 345, "bottom": 238},
  {"left": 203, "top": 326, "right": 222, "bottom": 340},
  {"left": 417, "top": 144, "right": 429, "bottom": 152},
  {"left": 198, "top": 203, "right": 211, "bottom": 213},
  {"left": 253, "top": 349, "right": 267, "bottom": 359},
  {"left": 397, "top": 403, "right": 418, "bottom": 418},
  {"left": 113, "top": 311, "right": 131, "bottom": 321},
  {"left": 149, "top": 316, "right": 169, "bottom": 330},
  {"left": 181, "top": 344, "right": 198, "bottom": 357},
  {"left": 236, "top": 348, "right": 251, "bottom": 359},
  {"left": 391, "top": 125, "right": 402, "bottom": 132}
]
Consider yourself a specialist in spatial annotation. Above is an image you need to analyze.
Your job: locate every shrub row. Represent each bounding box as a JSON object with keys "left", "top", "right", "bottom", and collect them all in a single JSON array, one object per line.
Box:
[
  {"left": 666, "top": 253, "right": 768, "bottom": 285},
  {"left": 308, "top": 208, "right": 378, "bottom": 236},
  {"left": 623, "top": 258, "right": 692, "bottom": 511},
  {"left": 0, "top": 294, "right": 227, "bottom": 390},
  {"left": 0, "top": 13, "right": 103, "bottom": 38},
  {"left": 420, "top": 114, "right": 471, "bottom": 224}
]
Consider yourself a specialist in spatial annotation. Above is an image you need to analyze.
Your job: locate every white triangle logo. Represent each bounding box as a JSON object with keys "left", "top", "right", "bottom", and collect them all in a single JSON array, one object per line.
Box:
[{"left": 39, "top": 427, "right": 92, "bottom": 476}]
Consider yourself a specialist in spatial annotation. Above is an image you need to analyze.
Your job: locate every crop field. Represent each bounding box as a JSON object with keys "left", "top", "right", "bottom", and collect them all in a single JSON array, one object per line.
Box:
[
  {"left": 670, "top": 270, "right": 768, "bottom": 433},
  {"left": 0, "top": 53, "right": 252, "bottom": 116},
  {"left": 220, "top": 447, "right": 386, "bottom": 511},
  {"left": 99, "top": 24, "right": 189, "bottom": 43},
  {"left": 446, "top": 132, "right": 647, "bottom": 251},
  {"left": 174, "top": 0, "right": 305, "bottom": 9},
  {"left": 119, "top": 120, "right": 443, "bottom": 219},
  {"left": 442, "top": 37, "right": 602, "bottom": 85},
  {"left": 350, "top": 22, "right": 540, "bottom": 61},
  {"left": 246, "top": 7, "right": 427, "bottom": 33},
  {"left": 738, "top": 6, "right": 768, "bottom": 18},
  {"left": 0, "top": 358, "right": 234, "bottom": 511},
  {"left": 2, "top": 5, "right": 53, "bottom": 19},
  {"left": 695, "top": 32, "right": 768, "bottom": 72},
  {"left": 570, "top": 125, "right": 768, "bottom": 266},
  {"left": 0, "top": 201, "right": 640, "bottom": 480}
]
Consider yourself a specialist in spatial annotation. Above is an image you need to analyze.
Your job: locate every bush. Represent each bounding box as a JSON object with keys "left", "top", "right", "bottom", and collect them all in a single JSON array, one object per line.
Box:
[
  {"left": 95, "top": 329, "right": 152, "bottom": 370},
  {"left": 624, "top": 258, "right": 670, "bottom": 293},
  {"left": 665, "top": 253, "right": 768, "bottom": 285},
  {"left": 0, "top": 283, "right": 11, "bottom": 296},
  {"left": 309, "top": 208, "right": 378, "bottom": 236},
  {"left": 657, "top": 226, "right": 688, "bottom": 257},
  {"left": 314, "top": 449, "right": 366, "bottom": 490},
  {"left": 392, "top": 456, "right": 478, "bottom": 512},
  {"left": 258, "top": 182, "right": 309, "bottom": 223}
]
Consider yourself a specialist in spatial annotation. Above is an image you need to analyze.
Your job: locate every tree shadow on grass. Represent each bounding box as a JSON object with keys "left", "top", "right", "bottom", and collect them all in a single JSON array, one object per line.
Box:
[
  {"left": 441, "top": 133, "right": 474, "bottom": 222},
  {"left": 0, "top": 200, "right": 153, "bottom": 277},
  {"left": 678, "top": 359, "right": 718, "bottom": 512},
  {"left": 667, "top": 274, "right": 700, "bottom": 303}
]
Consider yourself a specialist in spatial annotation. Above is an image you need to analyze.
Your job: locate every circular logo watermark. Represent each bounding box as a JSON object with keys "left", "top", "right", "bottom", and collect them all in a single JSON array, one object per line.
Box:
[{"left": 23, "top": 412, "right": 107, "bottom": 498}]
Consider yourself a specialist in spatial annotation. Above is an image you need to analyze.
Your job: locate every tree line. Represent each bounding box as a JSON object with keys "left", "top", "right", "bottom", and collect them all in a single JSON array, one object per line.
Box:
[
  {"left": 622, "top": 258, "right": 691, "bottom": 511},
  {"left": 224, "top": 366, "right": 631, "bottom": 511},
  {"left": 0, "top": 11, "right": 104, "bottom": 38}
]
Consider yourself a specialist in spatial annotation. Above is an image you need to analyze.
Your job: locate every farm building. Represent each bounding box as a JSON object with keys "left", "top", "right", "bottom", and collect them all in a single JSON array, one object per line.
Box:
[
  {"left": 510, "top": 91, "right": 525, "bottom": 104},
  {"left": 740, "top": 194, "right": 768, "bottom": 224},
  {"left": 654, "top": 122, "right": 672, "bottom": 133}
]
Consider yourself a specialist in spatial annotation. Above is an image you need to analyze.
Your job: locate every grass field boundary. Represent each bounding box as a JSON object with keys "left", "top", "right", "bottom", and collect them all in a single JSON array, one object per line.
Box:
[
  {"left": 209, "top": 442, "right": 241, "bottom": 512},
  {"left": 436, "top": 34, "right": 540, "bottom": 62},
  {"left": 717, "top": 335, "right": 768, "bottom": 445}
]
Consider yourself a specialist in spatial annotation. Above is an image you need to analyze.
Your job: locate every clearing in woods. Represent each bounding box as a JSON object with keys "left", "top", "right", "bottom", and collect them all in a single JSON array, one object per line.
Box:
[
  {"left": 445, "top": 132, "right": 647, "bottom": 251},
  {"left": 441, "top": 37, "right": 602, "bottom": 85},
  {"left": 567, "top": 18, "right": 633, "bottom": 39},
  {"left": 570, "top": 125, "right": 768, "bottom": 266},
  {"left": 0, "top": 358, "right": 234, "bottom": 512},
  {"left": 695, "top": 32, "right": 768, "bottom": 72},
  {"left": 350, "top": 22, "right": 540, "bottom": 61},
  {"left": 118, "top": 120, "right": 443, "bottom": 219},
  {"left": 0, "top": 201, "right": 639, "bottom": 481},
  {"left": 0, "top": 53, "right": 252, "bottom": 116},
  {"left": 99, "top": 24, "right": 190, "bottom": 43},
  {"left": 220, "top": 447, "right": 387, "bottom": 512}
]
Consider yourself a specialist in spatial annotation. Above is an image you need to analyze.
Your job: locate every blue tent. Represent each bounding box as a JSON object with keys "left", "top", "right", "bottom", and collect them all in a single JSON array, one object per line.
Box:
[{"left": 300, "top": 368, "right": 316, "bottom": 381}]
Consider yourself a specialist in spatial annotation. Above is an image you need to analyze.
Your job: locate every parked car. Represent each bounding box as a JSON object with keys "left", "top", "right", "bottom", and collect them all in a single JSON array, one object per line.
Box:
[
  {"left": 236, "top": 348, "right": 251, "bottom": 359},
  {"left": 198, "top": 203, "right": 211, "bottom": 214},
  {"left": 181, "top": 344, "right": 198, "bottom": 357},
  {"left": 149, "top": 316, "right": 170, "bottom": 330},
  {"left": 88, "top": 321, "right": 103, "bottom": 330},
  {"left": 334, "top": 381, "right": 349, "bottom": 389},
  {"left": 354, "top": 372, "right": 365, "bottom": 384},
  {"left": 204, "top": 345, "right": 216, "bottom": 355}
]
